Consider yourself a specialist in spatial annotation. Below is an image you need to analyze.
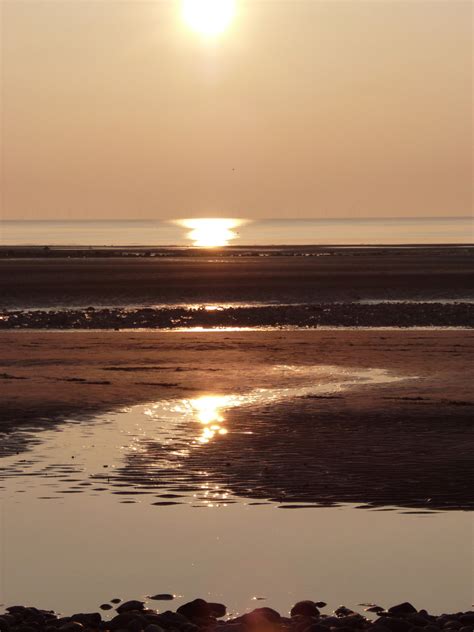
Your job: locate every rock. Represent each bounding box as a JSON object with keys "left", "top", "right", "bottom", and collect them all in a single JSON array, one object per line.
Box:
[
  {"left": 144, "top": 626, "right": 165, "bottom": 632},
  {"left": 388, "top": 605, "right": 418, "bottom": 616},
  {"left": 152, "top": 612, "right": 191, "bottom": 629},
  {"left": 370, "top": 626, "right": 392, "bottom": 632},
  {"left": 375, "top": 617, "right": 412, "bottom": 632},
  {"left": 407, "top": 614, "right": 432, "bottom": 626},
  {"left": 101, "top": 605, "right": 113, "bottom": 611},
  {"left": 58, "top": 624, "right": 84, "bottom": 632},
  {"left": 303, "top": 624, "right": 328, "bottom": 632},
  {"left": 71, "top": 613, "right": 102, "bottom": 628},
  {"left": 6, "top": 608, "right": 29, "bottom": 615},
  {"left": 128, "top": 619, "right": 147, "bottom": 632},
  {"left": 111, "top": 600, "right": 122, "bottom": 604},
  {"left": 318, "top": 616, "right": 340, "bottom": 627},
  {"left": 177, "top": 599, "right": 212, "bottom": 620},
  {"left": 459, "top": 617, "right": 474, "bottom": 626},
  {"left": 109, "top": 613, "right": 147, "bottom": 631},
  {"left": 335, "top": 607, "right": 354, "bottom": 618},
  {"left": 149, "top": 595, "right": 175, "bottom": 602},
  {"left": 291, "top": 602, "right": 320, "bottom": 618},
  {"left": 213, "top": 626, "right": 241, "bottom": 632},
  {"left": 117, "top": 601, "right": 146, "bottom": 614},
  {"left": 315, "top": 603, "right": 327, "bottom": 609},
  {"left": 241, "top": 608, "right": 281, "bottom": 628},
  {"left": 208, "top": 604, "right": 227, "bottom": 618},
  {"left": 367, "top": 607, "right": 385, "bottom": 614},
  {"left": 0, "top": 617, "right": 11, "bottom": 632}
]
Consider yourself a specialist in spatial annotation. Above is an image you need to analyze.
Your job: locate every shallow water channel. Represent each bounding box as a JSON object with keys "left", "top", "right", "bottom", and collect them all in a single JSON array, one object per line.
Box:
[{"left": 0, "top": 365, "right": 471, "bottom": 615}]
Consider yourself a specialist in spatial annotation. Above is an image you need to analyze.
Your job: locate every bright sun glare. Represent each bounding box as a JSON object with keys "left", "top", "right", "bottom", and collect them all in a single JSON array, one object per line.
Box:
[
  {"left": 190, "top": 395, "right": 230, "bottom": 444},
  {"left": 176, "top": 218, "right": 245, "bottom": 247},
  {"left": 182, "top": 0, "right": 236, "bottom": 37}
]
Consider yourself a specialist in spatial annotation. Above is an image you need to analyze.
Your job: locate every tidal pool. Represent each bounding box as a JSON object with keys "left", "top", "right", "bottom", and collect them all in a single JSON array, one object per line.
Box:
[{"left": 0, "top": 364, "right": 471, "bottom": 616}]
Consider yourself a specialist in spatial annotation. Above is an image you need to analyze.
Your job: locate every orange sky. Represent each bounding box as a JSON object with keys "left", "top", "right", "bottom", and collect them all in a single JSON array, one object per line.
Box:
[{"left": 1, "top": 0, "right": 472, "bottom": 220}]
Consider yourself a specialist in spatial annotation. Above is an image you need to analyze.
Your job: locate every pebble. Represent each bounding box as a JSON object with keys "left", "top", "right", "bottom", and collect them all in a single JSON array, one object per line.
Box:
[
  {"left": 144, "top": 626, "right": 165, "bottom": 632},
  {"left": 177, "top": 599, "right": 213, "bottom": 620},
  {"left": 1, "top": 597, "right": 473, "bottom": 632},
  {"left": 116, "top": 601, "right": 145, "bottom": 614},
  {"left": 291, "top": 602, "right": 321, "bottom": 618},
  {"left": 388, "top": 604, "right": 417, "bottom": 616}
]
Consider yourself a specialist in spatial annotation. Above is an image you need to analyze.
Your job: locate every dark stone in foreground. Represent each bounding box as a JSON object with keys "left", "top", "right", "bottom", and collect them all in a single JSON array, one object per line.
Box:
[
  {"left": 291, "top": 602, "right": 320, "bottom": 618},
  {"left": 116, "top": 601, "right": 145, "bottom": 614},
  {"left": 1, "top": 598, "right": 473, "bottom": 632},
  {"left": 387, "top": 604, "right": 417, "bottom": 616},
  {"left": 149, "top": 596, "right": 175, "bottom": 602}
]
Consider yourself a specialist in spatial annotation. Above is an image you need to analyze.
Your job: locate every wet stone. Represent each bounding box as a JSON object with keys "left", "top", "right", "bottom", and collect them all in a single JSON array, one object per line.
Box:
[
  {"left": 209, "top": 604, "right": 227, "bottom": 619},
  {"left": 116, "top": 602, "right": 145, "bottom": 614},
  {"left": 149, "top": 596, "right": 174, "bottom": 602},
  {"left": 291, "top": 602, "right": 321, "bottom": 618},
  {"left": 303, "top": 623, "right": 328, "bottom": 632},
  {"left": 388, "top": 605, "right": 418, "bottom": 617},
  {"left": 375, "top": 618, "right": 411, "bottom": 632},
  {"left": 177, "top": 600, "right": 213, "bottom": 621},
  {"left": 70, "top": 613, "right": 102, "bottom": 628},
  {"left": 240, "top": 608, "right": 282, "bottom": 628},
  {"left": 57, "top": 624, "right": 84, "bottom": 632}
]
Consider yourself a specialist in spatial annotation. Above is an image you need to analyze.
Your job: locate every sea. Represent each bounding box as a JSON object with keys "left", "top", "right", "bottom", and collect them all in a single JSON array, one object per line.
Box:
[{"left": 1, "top": 217, "right": 473, "bottom": 246}]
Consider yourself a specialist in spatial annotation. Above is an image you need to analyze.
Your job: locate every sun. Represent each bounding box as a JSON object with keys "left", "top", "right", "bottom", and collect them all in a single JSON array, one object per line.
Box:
[
  {"left": 182, "top": 0, "right": 236, "bottom": 37},
  {"left": 175, "top": 218, "right": 245, "bottom": 247}
]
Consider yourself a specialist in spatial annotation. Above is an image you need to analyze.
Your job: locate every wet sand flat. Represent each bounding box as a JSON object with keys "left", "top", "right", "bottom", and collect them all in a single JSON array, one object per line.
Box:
[
  {"left": 1, "top": 329, "right": 473, "bottom": 510},
  {"left": 1, "top": 248, "right": 473, "bottom": 308}
]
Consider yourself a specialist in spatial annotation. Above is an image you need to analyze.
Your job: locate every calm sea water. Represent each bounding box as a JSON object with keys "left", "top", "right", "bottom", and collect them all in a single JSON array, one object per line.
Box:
[{"left": 1, "top": 217, "right": 473, "bottom": 246}]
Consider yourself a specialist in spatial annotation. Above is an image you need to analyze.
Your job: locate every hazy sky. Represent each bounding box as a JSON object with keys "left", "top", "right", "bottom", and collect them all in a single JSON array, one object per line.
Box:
[{"left": 1, "top": 0, "right": 472, "bottom": 221}]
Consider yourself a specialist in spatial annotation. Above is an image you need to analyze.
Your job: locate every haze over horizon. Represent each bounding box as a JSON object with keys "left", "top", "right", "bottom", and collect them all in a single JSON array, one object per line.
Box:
[{"left": 1, "top": 0, "right": 472, "bottom": 221}]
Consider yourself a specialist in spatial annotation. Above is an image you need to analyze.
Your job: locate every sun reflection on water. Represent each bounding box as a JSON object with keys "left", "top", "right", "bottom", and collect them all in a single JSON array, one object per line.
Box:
[
  {"left": 174, "top": 218, "right": 247, "bottom": 247},
  {"left": 190, "top": 395, "right": 230, "bottom": 443}
]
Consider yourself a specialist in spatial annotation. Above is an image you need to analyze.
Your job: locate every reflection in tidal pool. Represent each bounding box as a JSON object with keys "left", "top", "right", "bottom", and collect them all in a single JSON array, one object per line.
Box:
[{"left": 0, "top": 364, "right": 407, "bottom": 507}]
